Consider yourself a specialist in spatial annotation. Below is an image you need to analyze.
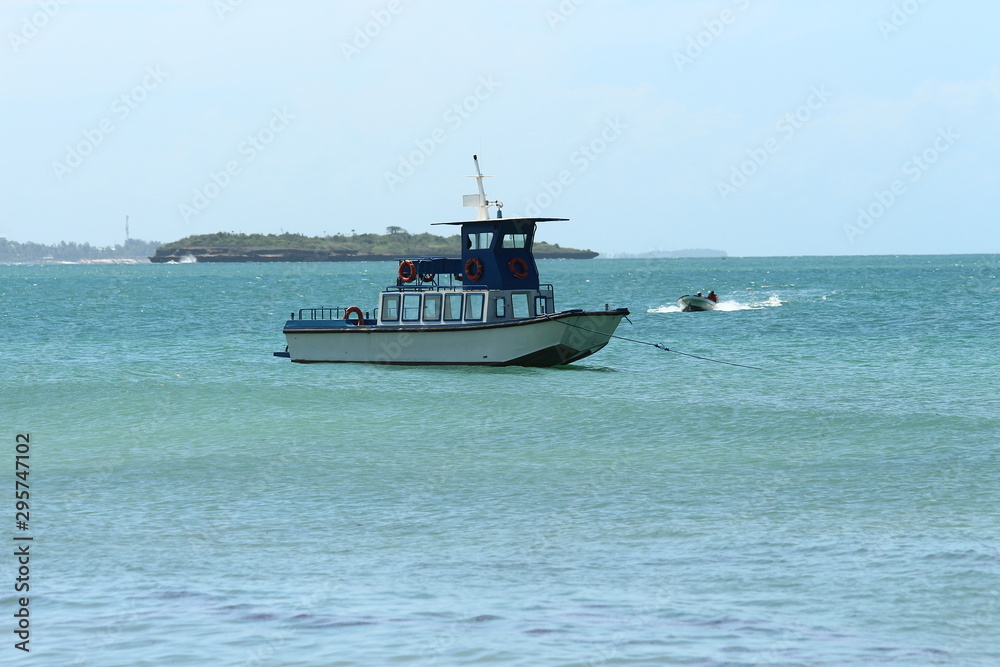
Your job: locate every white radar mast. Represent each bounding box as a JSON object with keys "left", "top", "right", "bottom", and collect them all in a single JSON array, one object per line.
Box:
[{"left": 463, "top": 154, "right": 503, "bottom": 220}]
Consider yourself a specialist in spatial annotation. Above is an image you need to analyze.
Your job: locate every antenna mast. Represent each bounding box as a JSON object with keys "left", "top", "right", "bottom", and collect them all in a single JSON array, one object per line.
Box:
[{"left": 463, "top": 154, "right": 503, "bottom": 220}]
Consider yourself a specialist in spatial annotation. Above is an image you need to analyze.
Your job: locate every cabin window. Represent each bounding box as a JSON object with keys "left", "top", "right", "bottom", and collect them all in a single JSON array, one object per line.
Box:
[
  {"left": 494, "top": 296, "right": 506, "bottom": 318},
  {"left": 535, "top": 296, "right": 548, "bottom": 315},
  {"left": 465, "top": 292, "right": 484, "bottom": 321},
  {"left": 511, "top": 292, "right": 530, "bottom": 319},
  {"left": 381, "top": 294, "right": 400, "bottom": 321},
  {"left": 423, "top": 293, "right": 442, "bottom": 321},
  {"left": 443, "top": 293, "right": 463, "bottom": 321},
  {"left": 466, "top": 232, "right": 494, "bottom": 250},
  {"left": 402, "top": 293, "right": 421, "bottom": 322},
  {"left": 502, "top": 233, "right": 527, "bottom": 249}
]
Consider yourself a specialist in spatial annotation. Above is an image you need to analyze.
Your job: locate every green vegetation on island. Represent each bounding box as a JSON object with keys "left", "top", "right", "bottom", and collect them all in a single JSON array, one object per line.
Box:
[{"left": 150, "top": 229, "right": 599, "bottom": 262}]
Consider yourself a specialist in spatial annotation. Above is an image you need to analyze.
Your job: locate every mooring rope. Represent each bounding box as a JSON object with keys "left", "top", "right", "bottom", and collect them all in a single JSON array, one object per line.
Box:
[{"left": 551, "top": 315, "right": 763, "bottom": 370}]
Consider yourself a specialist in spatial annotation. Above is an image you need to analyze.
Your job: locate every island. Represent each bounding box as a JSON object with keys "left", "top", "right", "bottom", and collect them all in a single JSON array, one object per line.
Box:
[{"left": 149, "top": 230, "right": 599, "bottom": 263}]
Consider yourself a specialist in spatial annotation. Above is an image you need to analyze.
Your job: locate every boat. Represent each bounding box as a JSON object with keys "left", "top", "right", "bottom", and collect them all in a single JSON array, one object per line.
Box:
[
  {"left": 678, "top": 294, "right": 716, "bottom": 312},
  {"left": 274, "top": 155, "right": 629, "bottom": 366}
]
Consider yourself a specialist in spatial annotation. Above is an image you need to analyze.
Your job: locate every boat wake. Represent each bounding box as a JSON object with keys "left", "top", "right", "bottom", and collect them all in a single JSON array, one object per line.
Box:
[{"left": 647, "top": 294, "right": 783, "bottom": 313}]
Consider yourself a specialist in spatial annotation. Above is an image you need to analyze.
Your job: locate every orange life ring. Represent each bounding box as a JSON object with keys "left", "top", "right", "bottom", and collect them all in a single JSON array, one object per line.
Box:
[
  {"left": 420, "top": 273, "right": 435, "bottom": 282},
  {"left": 398, "top": 260, "right": 416, "bottom": 283},
  {"left": 508, "top": 257, "right": 529, "bottom": 279},
  {"left": 344, "top": 306, "right": 364, "bottom": 326},
  {"left": 464, "top": 257, "right": 484, "bottom": 282}
]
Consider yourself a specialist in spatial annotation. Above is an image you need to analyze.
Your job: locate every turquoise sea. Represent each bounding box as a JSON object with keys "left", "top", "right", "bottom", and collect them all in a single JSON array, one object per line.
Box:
[{"left": 3, "top": 255, "right": 999, "bottom": 666}]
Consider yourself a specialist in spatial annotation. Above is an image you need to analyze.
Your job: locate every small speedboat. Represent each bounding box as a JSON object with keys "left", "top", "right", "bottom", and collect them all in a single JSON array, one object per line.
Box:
[{"left": 678, "top": 294, "right": 716, "bottom": 312}]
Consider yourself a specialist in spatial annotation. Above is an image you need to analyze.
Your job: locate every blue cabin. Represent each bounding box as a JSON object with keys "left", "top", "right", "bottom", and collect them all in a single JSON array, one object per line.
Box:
[{"left": 379, "top": 214, "right": 567, "bottom": 328}]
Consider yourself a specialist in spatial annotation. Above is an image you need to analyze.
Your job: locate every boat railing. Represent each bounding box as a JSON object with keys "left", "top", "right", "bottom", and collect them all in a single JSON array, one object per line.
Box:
[
  {"left": 384, "top": 283, "right": 492, "bottom": 293},
  {"left": 385, "top": 283, "right": 553, "bottom": 294},
  {"left": 297, "top": 307, "right": 342, "bottom": 320},
  {"left": 294, "top": 307, "right": 375, "bottom": 321}
]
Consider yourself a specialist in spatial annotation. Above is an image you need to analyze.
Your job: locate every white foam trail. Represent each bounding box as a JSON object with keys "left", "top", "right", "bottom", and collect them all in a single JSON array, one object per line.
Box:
[{"left": 647, "top": 294, "right": 783, "bottom": 313}]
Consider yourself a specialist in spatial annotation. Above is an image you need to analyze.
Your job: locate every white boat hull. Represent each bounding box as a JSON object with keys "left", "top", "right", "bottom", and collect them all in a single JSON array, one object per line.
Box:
[
  {"left": 283, "top": 310, "right": 627, "bottom": 366},
  {"left": 678, "top": 295, "right": 716, "bottom": 312}
]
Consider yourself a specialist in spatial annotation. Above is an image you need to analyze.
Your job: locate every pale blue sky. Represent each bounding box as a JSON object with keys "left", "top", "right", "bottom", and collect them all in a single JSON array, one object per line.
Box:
[{"left": 3, "top": 0, "right": 997, "bottom": 256}]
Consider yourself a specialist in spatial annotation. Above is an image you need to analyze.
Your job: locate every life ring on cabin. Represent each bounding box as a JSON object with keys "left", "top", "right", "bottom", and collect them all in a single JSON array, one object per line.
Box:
[
  {"left": 344, "top": 306, "right": 364, "bottom": 326},
  {"left": 464, "top": 257, "right": 484, "bottom": 282},
  {"left": 398, "top": 260, "right": 416, "bottom": 283},
  {"left": 508, "top": 257, "right": 529, "bottom": 279},
  {"left": 420, "top": 273, "right": 435, "bottom": 282}
]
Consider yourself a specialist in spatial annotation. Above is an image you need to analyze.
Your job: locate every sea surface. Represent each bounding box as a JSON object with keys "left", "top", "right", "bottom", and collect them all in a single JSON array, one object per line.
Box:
[{"left": 2, "top": 255, "right": 999, "bottom": 666}]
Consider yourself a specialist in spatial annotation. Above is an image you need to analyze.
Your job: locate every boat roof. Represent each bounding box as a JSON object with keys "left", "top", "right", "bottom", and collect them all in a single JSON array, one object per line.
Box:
[{"left": 431, "top": 217, "right": 568, "bottom": 226}]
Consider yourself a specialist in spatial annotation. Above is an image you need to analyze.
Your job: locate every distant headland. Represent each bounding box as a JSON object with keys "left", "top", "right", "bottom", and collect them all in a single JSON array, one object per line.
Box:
[
  {"left": 0, "top": 238, "right": 160, "bottom": 263},
  {"left": 598, "top": 248, "right": 727, "bottom": 259},
  {"left": 149, "top": 230, "right": 599, "bottom": 263}
]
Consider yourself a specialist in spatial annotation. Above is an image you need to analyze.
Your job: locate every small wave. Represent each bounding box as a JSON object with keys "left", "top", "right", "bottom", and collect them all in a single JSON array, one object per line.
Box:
[
  {"left": 647, "top": 294, "right": 782, "bottom": 313},
  {"left": 717, "top": 294, "right": 783, "bottom": 311}
]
